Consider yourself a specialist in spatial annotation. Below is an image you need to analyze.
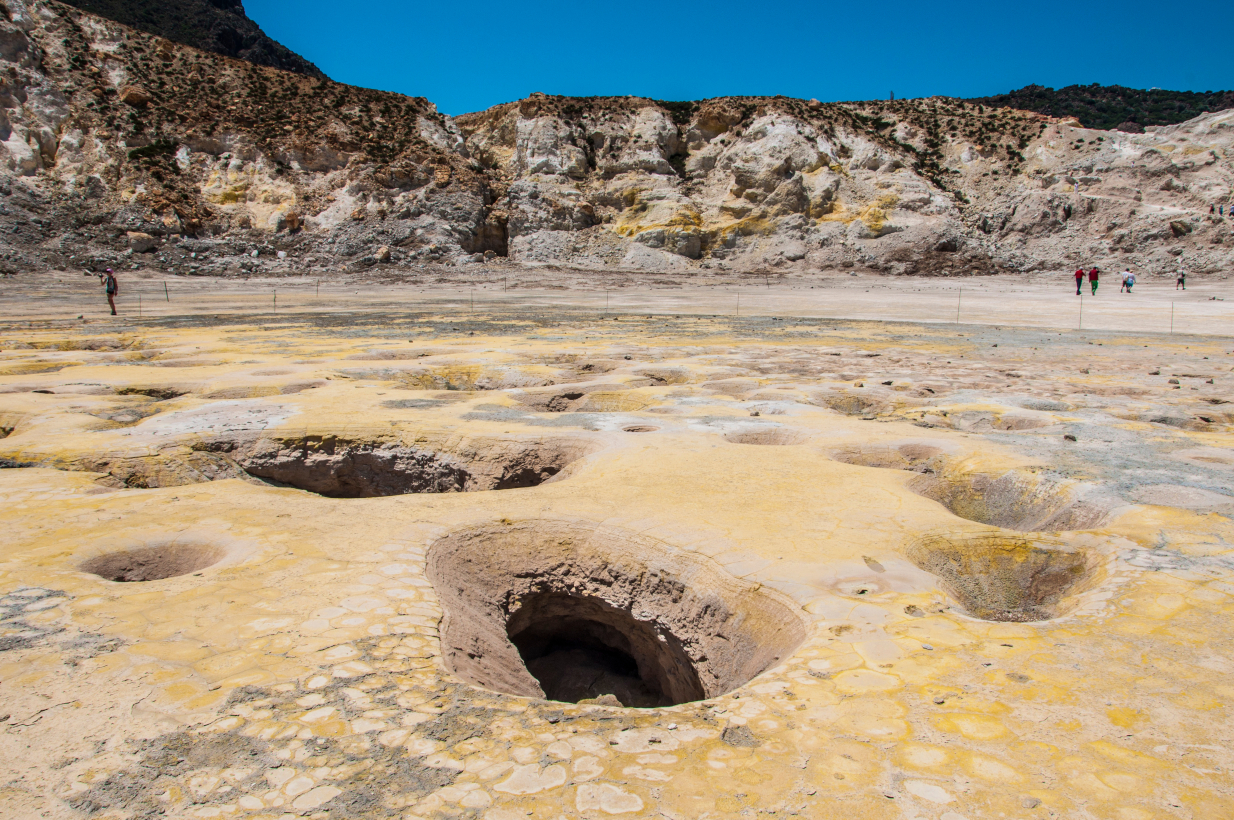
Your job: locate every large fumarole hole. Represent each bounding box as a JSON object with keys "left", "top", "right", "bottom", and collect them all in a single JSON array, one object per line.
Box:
[
  {"left": 194, "top": 435, "right": 595, "bottom": 498},
  {"left": 508, "top": 592, "right": 703, "bottom": 707},
  {"left": 427, "top": 520, "right": 808, "bottom": 708}
]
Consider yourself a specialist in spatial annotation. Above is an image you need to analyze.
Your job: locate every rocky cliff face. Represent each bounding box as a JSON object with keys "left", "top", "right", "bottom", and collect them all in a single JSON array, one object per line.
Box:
[
  {"left": 58, "top": 0, "right": 325, "bottom": 78},
  {"left": 458, "top": 95, "right": 1234, "bottom": 275},
  {"left": 1, "top": 0, "right": 1231, "bottom": 279}
]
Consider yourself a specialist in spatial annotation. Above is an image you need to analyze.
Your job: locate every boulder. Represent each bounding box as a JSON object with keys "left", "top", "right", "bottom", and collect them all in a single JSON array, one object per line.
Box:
[
  {"left": 634, "top": 228, "right": 701, "bottom": 259},
  {"left": 118, "top": 86, "right": 151, "bottom": 107},
  {"left": 126, "top": 232, "right": 159, "bottom": 253},
  {"left": 375, "top": 245, "right": 391, "bottom": 263},
  {"left": 1, "top": 131, "right": 39, "bottom": 175}
]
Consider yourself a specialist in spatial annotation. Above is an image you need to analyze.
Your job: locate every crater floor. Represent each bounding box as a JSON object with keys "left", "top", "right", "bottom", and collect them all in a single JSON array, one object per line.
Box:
[{"left": 1, "top": 279, "right": 1232, "bottom": 820}]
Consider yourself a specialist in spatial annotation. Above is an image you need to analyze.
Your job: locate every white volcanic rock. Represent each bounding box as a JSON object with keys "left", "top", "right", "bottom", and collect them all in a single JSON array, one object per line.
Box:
[
  {"left": 515, "top": 116, "right": 589, "bottom": 178},
  {"left": 0, "top": 0, "right": 1230, "bottom": 277}
]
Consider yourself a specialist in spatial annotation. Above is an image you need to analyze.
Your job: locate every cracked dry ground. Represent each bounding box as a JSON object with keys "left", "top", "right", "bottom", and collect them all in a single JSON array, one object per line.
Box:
[{"left": 1, "top": 304, "right": 1233, "bottom": 820}]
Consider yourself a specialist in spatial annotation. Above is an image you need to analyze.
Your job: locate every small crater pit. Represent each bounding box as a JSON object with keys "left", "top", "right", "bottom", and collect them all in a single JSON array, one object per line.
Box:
[
  {"left": 199, "top": 434, "right": 595, "bottom": 498},
  {"left": 907, "top": 533, "right": 1100, "bottom": 621},
  {"left": 428, "top": 520, "right": 807, "bottom": 708},
  {"left": 622, "top": 425, "right": 659, "bottom": 433},
  {"left": 514, "top": 384, "right": 629, "bottom": 413},
  {"left": 87, "top": 404, "right": 164, "bottom": 427},
  {"left": 81, "top": 543, "right": 226, "bottom": 582},
  {"left": 816, "top": 391, "right": 884, "bottom": 417},
  {"left": 833, "top": 442, "right": 945, "bottom": 472},
  {"left": 725, "top": 427, "right": 811, "bottom": 446},
  {"left": 834, "top": 447, "right": 1119, "bottom": 532},
  {"left": 114, "top": 387, "right": 188, "bottom": 401},
  {"left": 908, "top": 467, "right": 1118, "bottom": 531}
]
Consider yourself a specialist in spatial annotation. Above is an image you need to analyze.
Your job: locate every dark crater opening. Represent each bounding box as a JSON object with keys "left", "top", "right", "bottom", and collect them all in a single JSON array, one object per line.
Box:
[
  {"left": 508, "top": 592, "right": 704, "bottom": 708},
  {"left": 114, "top": 387, "right": 188, "bottom": 401},
  {"left": 197, "top": 434, "right": 595, "bottom": 498},
  {"left": 427, "top": 520, "right": 807, "bottom": 708},
  {"left": 82, "top": 543, "right": 225, "bottom": 582}
]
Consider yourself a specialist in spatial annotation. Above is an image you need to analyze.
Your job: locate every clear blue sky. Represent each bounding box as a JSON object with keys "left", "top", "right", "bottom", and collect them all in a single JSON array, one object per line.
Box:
[{"left": 246, "top": 0, "right": 1233, "bottom": 116}]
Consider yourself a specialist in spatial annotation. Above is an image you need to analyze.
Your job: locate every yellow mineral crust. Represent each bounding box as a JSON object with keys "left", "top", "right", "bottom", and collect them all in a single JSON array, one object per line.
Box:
[{"left": 0, "top": 307, "right": 1231, "bottom": 820}]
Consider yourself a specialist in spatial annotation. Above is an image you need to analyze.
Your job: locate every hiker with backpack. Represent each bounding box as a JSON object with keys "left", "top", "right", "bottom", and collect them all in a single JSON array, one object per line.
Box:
[{"left": 99, "top": 268, "right": 118, "bottom": 315}]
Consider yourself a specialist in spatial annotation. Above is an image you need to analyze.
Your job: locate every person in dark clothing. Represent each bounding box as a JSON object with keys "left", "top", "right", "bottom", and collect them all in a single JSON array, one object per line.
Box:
[
  {"left": 1088, "top": 267, "right": 1099, "bottom": 295},
  {"left": 100, "top": 268, "right": 118, "bottom": 315},
  {"left": 1074, "top": 268, "right": 1085, "bottom": 295}
]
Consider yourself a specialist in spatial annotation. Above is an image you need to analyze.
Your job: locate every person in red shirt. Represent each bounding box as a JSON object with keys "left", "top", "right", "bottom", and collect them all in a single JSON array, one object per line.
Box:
[
  {"left": 1074, "top": 268, "right": 1084, "bottom": 295},
  {"left": 1088, "top": 267, "right": 1099, "bottom": 295}
]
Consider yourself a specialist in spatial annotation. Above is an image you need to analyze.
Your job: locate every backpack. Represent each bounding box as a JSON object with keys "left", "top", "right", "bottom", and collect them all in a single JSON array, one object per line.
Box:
[{"left": 105, "top": 275, "right": 117, "bottom": 295}]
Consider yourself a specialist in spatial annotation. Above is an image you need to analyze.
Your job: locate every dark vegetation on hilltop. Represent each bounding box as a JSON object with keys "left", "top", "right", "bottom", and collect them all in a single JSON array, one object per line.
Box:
[
  {"left": 45, "top": 2, "right": 469, "bottom": 231},
  {"left": 59, "top": 0, "right": 326, "bottom": 78},
  {"left": 969, "top": 84, "right": 1234, "bottom": 131}
]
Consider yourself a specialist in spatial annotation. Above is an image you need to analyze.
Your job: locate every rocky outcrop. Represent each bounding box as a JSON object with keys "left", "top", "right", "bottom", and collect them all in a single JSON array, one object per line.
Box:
[
  {"left": 458, "top": 94, "right": 1234, "bottom": 275},
  {"left": 58, "top": 0, "right": 325, "bottom": 78},
  {"left": 0, "top": 0, "right": 1230, "bottom": 278}
]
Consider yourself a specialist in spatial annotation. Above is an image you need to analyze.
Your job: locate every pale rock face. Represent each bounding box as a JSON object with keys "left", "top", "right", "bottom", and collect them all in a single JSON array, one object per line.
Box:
[
  {"left": 720, "top": 115, "right": 825, "bottom": 207},
  {"left": 2, "top": 129, "right": 39, "bottom": 175},
  {"left": 515, "top": 117, "right": 589, "bottom": 178},
  {"left": 507, "top": 179, "right": 596, "bottom": 236},
  {"left": 594, "top": 108, "right": 680, "bottom": 176},
  {"left": 418, "top": 115, "right": 466, "bottom": 156},
  {"left": 632, "top": 227, "right": 701, "bottom": 259},
  {"left": 1, "top": 0, "right": 1232, "bottom": 275}
]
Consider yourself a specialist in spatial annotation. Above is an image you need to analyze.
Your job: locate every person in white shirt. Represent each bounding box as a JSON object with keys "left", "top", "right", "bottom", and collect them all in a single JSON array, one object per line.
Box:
[
  {"left": 1176, "top": 270, "right": 1186, "bottom": 290},
  {"left": 1124, "top": 271, "right": 1136, "bottom": 293}
]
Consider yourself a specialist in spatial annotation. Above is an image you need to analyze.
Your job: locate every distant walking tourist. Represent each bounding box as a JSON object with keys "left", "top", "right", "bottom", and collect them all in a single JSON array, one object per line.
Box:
[
  {"left": 1211, "top": 205, "right": 1216, "bottom": 214},
  {"left": 1124, "top": 271, "right": 1136, "bottom": 293},
  {"left": 1088, "top": 267, "right": 1099, "bottom": 295},
  {"left": 100, "top": 268, "right": 118, "bottom": 315},
  {"left": 1074, "top": 268, "right": 1085, "bottom": 295},
  {"left": 1176, "top": 269, "right": 1186, "bottom": 290},
  {"left": 1119, "top": 270, "right": 1129, "bottom": 292}
]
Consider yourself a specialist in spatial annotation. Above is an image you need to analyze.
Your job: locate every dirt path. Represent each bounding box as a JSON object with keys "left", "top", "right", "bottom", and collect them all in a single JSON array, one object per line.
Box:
[{"left": 1, "top": 268, "right": 1232, "bottom": 336}]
